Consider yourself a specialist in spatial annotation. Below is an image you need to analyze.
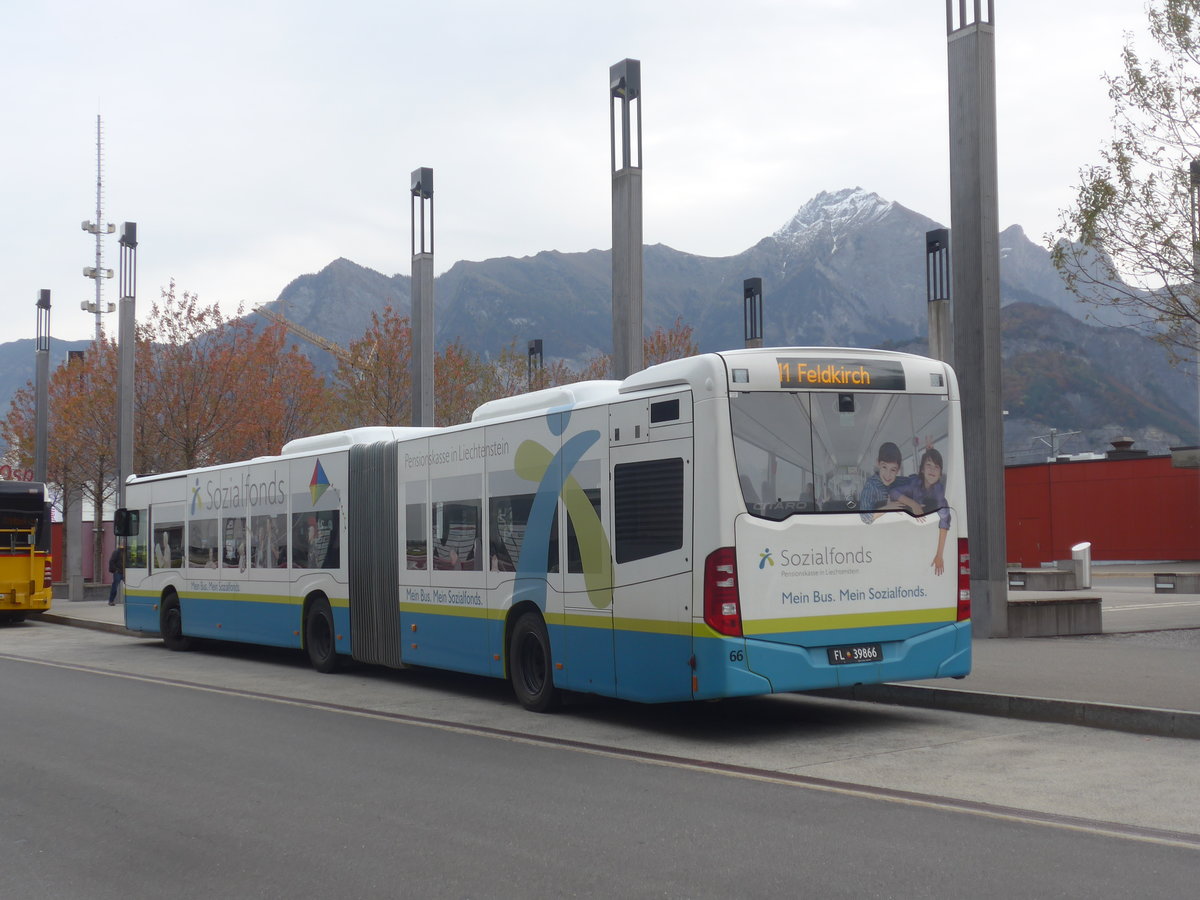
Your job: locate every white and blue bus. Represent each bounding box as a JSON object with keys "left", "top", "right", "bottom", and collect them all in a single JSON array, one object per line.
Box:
[{"left": 118, "top": 347, "right": 970, "bottom": 710}]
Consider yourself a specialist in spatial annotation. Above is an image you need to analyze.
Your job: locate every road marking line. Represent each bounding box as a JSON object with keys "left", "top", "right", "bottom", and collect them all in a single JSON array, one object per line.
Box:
[{"left": 1105, "top": 601, "right": 1200, "bottom": 611}]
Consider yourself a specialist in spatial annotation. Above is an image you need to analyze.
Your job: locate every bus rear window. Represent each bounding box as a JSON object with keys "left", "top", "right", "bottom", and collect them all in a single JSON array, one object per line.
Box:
[{"left": 730, "top": 392, "right": 952, "bottom": 521}]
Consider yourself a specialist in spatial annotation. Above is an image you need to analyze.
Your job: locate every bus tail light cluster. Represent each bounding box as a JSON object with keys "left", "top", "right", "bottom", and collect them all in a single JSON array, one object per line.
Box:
[
  {"left": 956, "top": 538, "right": 971, "bottom": 621},
  {"left": 704, "top": 547, "right": 742, "bottom": 636},
  {"left": 43, "top": 559, "right": 52, "bottom": 589}
]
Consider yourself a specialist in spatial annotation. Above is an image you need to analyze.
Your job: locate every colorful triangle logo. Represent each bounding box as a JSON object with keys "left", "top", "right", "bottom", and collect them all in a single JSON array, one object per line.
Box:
[{"left": 310, "top": 460, "right": 330, "bottom": 505}]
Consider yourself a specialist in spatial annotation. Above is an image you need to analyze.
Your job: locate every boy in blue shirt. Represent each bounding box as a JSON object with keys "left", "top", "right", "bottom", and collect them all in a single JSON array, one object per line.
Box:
[{"left": 858, "top": 441, "right": 902, "bottom": 523}]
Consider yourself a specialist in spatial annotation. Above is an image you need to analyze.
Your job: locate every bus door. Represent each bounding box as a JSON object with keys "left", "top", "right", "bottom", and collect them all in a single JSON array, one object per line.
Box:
[
  {"left": 483, "top": 418, "right": 565, "bottom": 679},
  {"left": 609, "top": 394, "right": 694, "bottom": 702},
  {"left": 243, "top": 462, "right": 292, "bottom": 643},
  {"left": 406, "top": 433, "right": 488, "bottom": 676}
]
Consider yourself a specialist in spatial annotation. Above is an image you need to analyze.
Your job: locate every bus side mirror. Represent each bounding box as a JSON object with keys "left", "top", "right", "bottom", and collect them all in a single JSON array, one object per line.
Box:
[{"left": 115, "top": 508, "right": 139, "bottom": 537}]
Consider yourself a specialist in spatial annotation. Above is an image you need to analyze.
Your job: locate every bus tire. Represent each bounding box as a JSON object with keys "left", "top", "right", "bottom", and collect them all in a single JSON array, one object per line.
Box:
[
  {"left": 305, "top": 597, "right": 339, "bottom": 674},
  {"left": 160, "top": 593, "right": 191, "bottom": 651},
  {"left": 508, "top": 612, "right": 558, "bottom": 712}
]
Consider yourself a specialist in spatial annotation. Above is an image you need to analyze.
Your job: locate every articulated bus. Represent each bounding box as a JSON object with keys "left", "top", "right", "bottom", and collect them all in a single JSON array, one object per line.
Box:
[
  {"left": 118, "top": 348, "right": 970, "bottom": 710},
  {"left": 0, "top": 482, "right": 54, "bottom": 624}
]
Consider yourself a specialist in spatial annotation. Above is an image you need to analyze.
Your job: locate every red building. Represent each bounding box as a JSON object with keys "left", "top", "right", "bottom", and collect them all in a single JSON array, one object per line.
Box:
[{"left": 1005, "top": 448, "right": 1200, "bottom": 566}]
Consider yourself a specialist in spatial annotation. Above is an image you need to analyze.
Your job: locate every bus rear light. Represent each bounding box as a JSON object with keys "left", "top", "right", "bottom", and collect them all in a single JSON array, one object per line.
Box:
[
  {"left": 704, "top": 547, "right": 742, "bottom": 636},
  {"left": 43, "top": 560, "right": 52, "bottom": 589},
  {"left": 956, "top": 539, "right": 970, "bottom": 622}
]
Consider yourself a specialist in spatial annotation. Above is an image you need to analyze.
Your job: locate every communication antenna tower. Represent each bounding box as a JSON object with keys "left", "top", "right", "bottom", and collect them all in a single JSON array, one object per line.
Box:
[{"left": 81, "top": 114, "right": 115, "bottom": 342}]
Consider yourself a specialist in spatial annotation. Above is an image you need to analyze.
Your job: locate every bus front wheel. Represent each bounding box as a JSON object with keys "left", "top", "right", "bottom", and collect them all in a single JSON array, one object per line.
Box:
[
  {"left": 305, "top": 597, "right": 339, "bottom": 674},
  {"left": 509, "top": 612, "right": 558, "bottom": 713},
  {"left": 159, "top": 593, "right": 191, "bottom": 651}
]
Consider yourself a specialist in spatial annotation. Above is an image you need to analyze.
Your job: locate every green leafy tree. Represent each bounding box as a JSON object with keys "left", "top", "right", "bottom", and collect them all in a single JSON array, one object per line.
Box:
[{"left": 1052, "top": 0, "right": 1200, "bottom": 357}]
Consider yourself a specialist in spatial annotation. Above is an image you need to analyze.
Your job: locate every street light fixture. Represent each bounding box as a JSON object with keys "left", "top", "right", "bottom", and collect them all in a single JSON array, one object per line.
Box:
[
  {"left": 743, "top": 278, "right": 763, "bottom": 348},
  {"left": 527, "top": 339, "right": 544, "bottom": 391}
]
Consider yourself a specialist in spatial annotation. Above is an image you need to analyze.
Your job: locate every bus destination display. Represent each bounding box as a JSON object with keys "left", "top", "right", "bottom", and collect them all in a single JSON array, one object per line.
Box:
[{"left": 777, "top": 358, "right": 906, "bottom": 391}]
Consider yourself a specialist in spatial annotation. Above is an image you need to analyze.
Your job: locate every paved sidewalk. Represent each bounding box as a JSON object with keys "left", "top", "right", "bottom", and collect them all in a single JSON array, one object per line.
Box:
[
  {"left": 37, "top": 562, "right": 1200, "bottom": 739},
  {"left": 835, "top": 563, "right": 1200, "bottom": 739}
]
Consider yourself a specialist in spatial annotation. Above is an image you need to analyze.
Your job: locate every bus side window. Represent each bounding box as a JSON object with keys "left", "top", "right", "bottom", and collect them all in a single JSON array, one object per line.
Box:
[
  {"left": 490, "top": 494, "right": 558, "bottom": 574},
  {"left": 188, "top": 519, "right": 219, "bottom": 568},
  {"left": 432, "top": 500, "right": 482, "bottom": 571},
  {"left": 126, "top": 510, "right": 148, "bottom": 569},
  {"left": 291, "top": 511, "right": 340, "bottom": 570},
  {"left": 251, "top": 514, "right": 288, "bottom": 569},
  {"left": 222, "top": 517, "right": 247, "bottom": 571},
  {"left": 613, "top": 458, "right": 684, "bottom": 564},
  {"left": 406, "top": 501, "right": 427, "bottom": 570},
  {"left": 566, "top": 489, "right": 601, "bottom": 574},
  {"left": 153, "top": 524, "right": 183, "bottom": 569}
]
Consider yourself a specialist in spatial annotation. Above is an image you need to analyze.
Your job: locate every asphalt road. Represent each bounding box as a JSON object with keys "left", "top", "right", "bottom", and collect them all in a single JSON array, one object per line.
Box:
[
  {"left": 1096, "top": 574, "right": 1200, "bottom": 632},
  {"left": 1, "top": 622, "right": 1198, "bottom": 897}
]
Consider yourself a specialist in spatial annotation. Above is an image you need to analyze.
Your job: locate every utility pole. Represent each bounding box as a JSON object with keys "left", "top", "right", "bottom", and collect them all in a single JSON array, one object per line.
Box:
[
  {"left": 1188, "top": 159, "right": 1200, "bottom": 448},
  {"left": 610, "top": 59, "right": 644, "bottom": 379},
  {"left": 81, "top": 115, "right": 115, "bottom": 341},
  {"left": 411, "top": 167, "right": 435, "bottom": 426},
  {"left": 117, "top": 223, "right": 137, "bottom": 511},
  {"left": 34, "top": 290, "right": 50, "bottom": 485},
  {"left": 946, "top": 0, "right": 1007, "bottom": 637}
]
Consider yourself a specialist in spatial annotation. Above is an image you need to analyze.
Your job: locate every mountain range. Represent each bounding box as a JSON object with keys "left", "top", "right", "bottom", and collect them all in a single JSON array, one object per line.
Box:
[{"left": 4, "top": 188, "right": 1196, "bottom": 460}]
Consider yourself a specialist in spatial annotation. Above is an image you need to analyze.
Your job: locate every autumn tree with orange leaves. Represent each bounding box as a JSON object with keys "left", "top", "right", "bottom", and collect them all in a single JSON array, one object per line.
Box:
[
  {"left": 571, "top": 316, "right": 700, "bottom": 379},
  {"left": 2, "top": 343, "right": 119, "bottom": 578},
  {"left": 135, "top": 281, "right": 330, "bottom": 471},
  {"left": 3, "top": 281, "right": 329, "bottom": 494},
  {"left": 435, "top": 339, "right": 494, "bottom": 426},
  {"left": 331, "top": 306, "right": 412, "bottom": 428},
  {"left": 644, "top": 316, "right": 699, "bottom": 367},
  {"left": 486, "top": 339, "right": 579, "bottom": 398},
  {"left": 230, "top": 325, "right": 333, "bottom": 457}
]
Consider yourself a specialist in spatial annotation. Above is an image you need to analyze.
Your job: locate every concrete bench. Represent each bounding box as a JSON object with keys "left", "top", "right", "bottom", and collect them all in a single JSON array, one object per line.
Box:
[
  {"left": 1008, "top": 568, "right": 1077, "bottom": 591},
  {"left": 1007, "top": 594, "right": 1103, "bottom": 637},
  {"left": 1154, "top": 573, "right": 1200, "bottom": 594}
]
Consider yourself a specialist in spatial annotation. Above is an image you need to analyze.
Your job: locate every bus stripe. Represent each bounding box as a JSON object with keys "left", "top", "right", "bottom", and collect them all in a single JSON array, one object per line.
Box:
[{"left": 743, "top": 608, "right": 956, "bottom": 634}]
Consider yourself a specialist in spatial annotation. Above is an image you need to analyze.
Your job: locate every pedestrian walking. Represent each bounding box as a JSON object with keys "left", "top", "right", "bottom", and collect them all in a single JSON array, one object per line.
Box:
[{"left": 108, "top": 545, "right": 124, "bottom": 606}]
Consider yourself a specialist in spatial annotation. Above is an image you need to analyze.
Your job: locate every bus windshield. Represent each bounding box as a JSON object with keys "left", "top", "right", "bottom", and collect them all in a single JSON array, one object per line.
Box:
[{"left": 731, "top": 390, "right": 952, "bottom": 521}]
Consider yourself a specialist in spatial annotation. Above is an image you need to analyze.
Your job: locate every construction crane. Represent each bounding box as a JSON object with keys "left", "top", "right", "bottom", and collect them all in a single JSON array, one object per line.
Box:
[{"left": 255, "top": 304, "right": 354, "bottom": 367}]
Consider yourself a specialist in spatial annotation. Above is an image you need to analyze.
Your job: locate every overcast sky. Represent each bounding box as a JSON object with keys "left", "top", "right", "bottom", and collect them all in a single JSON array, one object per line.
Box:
[{"left": 2, "top": 0, "right": 1149, "bottom": 343}]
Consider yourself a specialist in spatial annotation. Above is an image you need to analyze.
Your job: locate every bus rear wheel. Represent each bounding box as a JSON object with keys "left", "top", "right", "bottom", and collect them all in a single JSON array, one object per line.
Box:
[
  {"left": 305, "top": 597, "right": 339, "bottom": 674},
  {"left": 509, "top": 612, "right": 558, "bottom": 712},
  {"left": 159, "top": 593, "right": 191, "bottom": 651}
]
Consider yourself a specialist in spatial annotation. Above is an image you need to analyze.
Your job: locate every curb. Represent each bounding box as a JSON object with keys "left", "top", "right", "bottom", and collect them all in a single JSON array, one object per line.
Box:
[
  {"left": 814, "top": 683, "right": 1200, "bottom": 741},
  {"left": 34, "top": 612, "right": 155, "bottom": 639}
]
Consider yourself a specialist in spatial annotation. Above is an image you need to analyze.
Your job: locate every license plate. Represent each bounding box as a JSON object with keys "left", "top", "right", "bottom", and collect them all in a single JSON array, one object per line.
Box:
[{"left": 827, "top": 643, "right": 882, "bottom": 665}]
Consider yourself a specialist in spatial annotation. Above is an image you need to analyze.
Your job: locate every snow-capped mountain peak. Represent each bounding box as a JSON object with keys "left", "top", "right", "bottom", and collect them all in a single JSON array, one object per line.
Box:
[{"left": 774, "top": 187, "right": 895, "bottom": 241}]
